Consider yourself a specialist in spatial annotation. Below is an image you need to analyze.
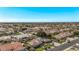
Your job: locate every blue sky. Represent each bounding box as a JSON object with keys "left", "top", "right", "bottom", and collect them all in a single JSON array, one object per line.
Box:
[{"left": 0, "top": 7, "right": 79, "bottom": 22}]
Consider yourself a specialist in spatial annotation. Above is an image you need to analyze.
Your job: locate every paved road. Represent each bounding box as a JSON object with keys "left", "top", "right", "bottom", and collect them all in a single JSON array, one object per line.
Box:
[{"left": 47, "top": 39, "right": 79, "bottom": 51}]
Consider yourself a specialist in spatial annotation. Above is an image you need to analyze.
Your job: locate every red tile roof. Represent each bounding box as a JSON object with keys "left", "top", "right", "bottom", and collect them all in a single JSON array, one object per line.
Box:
[{"left": 0, "top": 42, "right": 24, "bottom": 51}]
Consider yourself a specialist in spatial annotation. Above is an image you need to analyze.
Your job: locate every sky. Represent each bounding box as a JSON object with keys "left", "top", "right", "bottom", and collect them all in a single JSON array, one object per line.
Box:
[{"left": 0, "top": 7, "right": 79, "bottom": 22}]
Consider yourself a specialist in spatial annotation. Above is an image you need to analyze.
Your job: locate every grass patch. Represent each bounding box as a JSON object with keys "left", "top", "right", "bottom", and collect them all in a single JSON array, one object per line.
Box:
[
  {"left": 15, "top": 32, "right": 21, "bottom": 35},
  {"left": 35, "top": 47, "right": 44, "bottom": 51}
]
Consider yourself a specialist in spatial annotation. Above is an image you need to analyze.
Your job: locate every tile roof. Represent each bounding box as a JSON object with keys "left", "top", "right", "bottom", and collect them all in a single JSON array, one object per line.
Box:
[{"left": 0, "top": 42, "right": 24, "bottom": 51}]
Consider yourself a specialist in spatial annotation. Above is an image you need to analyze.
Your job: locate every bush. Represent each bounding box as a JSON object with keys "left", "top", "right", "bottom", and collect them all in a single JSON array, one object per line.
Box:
[{"left": 47, "top": 34, "right": 52, "bottom": 39}]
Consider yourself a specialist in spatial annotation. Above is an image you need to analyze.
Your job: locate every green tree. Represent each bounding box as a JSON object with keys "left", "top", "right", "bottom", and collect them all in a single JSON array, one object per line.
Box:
[
  {"left": 36, "top": 29, "right": 47, "bottom": 38},
  {"left": 74, "top": 31, "right": 79, "bottom": 36}
]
